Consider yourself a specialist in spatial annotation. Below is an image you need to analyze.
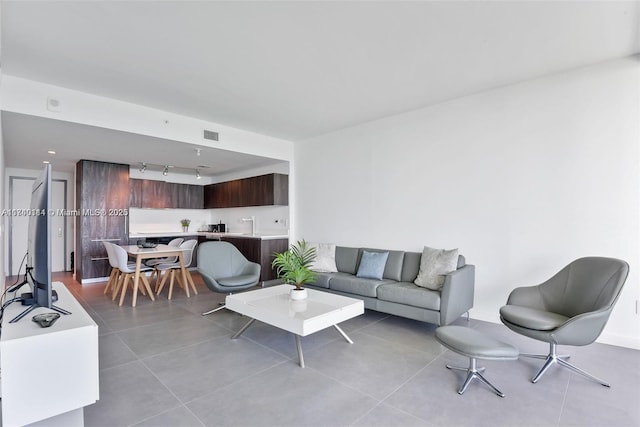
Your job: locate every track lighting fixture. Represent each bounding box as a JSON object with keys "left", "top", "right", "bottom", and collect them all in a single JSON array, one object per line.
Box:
[{"left": 136, "top": 162, "right": 203, "bottom": 179}]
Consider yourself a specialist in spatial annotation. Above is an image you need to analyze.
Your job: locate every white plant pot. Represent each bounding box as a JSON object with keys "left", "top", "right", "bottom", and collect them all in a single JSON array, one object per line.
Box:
[
  {"left": 289, "top": 288, "right": 308, "bottom": 301},
  {"left": 289, "top": 299, "right": 308, "bottom": 316}
]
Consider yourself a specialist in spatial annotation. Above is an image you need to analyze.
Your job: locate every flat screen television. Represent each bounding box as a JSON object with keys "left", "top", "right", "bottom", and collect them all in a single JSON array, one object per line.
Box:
[{"left": 9, "top": 164, "right": 70, "bottom": 323}]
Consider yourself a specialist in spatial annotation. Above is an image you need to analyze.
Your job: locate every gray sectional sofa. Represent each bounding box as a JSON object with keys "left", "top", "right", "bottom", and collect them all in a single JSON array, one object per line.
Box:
[{"left": 306, "top": 246, "right": 475, "bottom": 326}]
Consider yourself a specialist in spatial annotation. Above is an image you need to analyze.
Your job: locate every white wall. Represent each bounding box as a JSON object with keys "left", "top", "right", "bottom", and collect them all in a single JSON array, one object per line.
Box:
[{"left": 295, "top": 56, "right": 640, "bottom": 349}]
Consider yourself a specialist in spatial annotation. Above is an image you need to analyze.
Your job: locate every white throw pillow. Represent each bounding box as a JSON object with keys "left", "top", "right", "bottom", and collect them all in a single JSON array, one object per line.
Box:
[
  {"left": 309, "top": 243, "right": 338, "bottom": 273},
  {"left": 414, "top": 246, "right": 459, "bottom": 291}
]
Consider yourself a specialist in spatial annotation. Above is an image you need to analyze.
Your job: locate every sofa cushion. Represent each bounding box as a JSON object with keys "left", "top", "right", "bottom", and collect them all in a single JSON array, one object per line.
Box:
[
  {"left": 401, "top": 252, "right": 422, "bottom": 282},
  {"left": 309, "top": 271, "right": 335, "bottom": 289},
  {"left": 335, "top": 246, "right": 360, "bottom": 274},
  {"left": 356, "top": 250, "right": 389, "bottom": 280},
  {"left": 414, "top": 246, "right": 459, "bottom": 291},
  {"left": 377, "top": 282, "right": 441, "bottom": 310},
  {"left": 309, "top": 243, "right": 338, "bottom": 273},
  {"left": 363, "top": 248, "right": 405, "bottom": 281},
  {"left": 329, "top": 274, "right": 394, "bottom": 298}
]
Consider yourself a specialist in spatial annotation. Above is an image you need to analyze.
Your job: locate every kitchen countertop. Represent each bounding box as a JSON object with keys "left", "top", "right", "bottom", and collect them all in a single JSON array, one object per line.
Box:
[{"left": 130, "top": 231, "right": 289, "bottom": 241}]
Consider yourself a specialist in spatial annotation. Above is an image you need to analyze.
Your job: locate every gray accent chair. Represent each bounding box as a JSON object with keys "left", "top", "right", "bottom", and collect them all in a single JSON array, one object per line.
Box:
[
  {"left": 499, "top": 257, "right": 629, "bottom": 386},
  {"left": 198, "top": 241, "right": 261, "bottom": 315}
]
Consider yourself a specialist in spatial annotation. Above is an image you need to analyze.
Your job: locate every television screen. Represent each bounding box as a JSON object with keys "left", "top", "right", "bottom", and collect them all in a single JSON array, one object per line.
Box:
[
  {"left": 27, "top": 163, "right": 53, "bottom": 306},
  {"left": 9, "top": 164, "right": 70, "bottom": 323}
]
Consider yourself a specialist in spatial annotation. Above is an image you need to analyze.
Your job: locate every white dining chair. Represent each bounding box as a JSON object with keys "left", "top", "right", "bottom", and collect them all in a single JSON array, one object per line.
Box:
[
  {"left": 145, "top": 237, "right": 184, "bottom": 267},
  {"left": 155, "top": 239, "right": 198, "bottom": 300},
  {"left": 111, "top": 244, "right": 155, "bottom": 306}
]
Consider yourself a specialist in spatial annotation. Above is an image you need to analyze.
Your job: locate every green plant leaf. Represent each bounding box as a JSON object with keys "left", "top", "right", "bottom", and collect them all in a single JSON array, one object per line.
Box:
[{"left": 271, "top": 239, "right": 317, "bottom": 289}]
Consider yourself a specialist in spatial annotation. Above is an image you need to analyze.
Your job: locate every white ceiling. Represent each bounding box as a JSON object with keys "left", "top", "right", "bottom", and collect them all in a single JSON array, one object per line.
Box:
[{"left": 1, "top": 1, "right": 639, "bottom": 174}]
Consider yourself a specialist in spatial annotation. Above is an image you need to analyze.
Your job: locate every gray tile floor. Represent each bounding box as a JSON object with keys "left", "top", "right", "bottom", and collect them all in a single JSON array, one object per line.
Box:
[{"left": 55, "top": 273, "right": 640, "bottom": 426}]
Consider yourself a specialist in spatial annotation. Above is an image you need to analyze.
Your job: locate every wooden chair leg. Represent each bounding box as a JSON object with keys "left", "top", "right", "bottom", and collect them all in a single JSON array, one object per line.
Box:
[
  {"left": 118, "top": 273, "right": 132, "bottom": 306},
  {"left": 112, "top": 272, "right": 124, "bottom": 300},
  {"left": 153, "top": 269, "right": 162, "bottom": 293},
  {"left": 168, "top": 269, "right": 176, "bottom": 300},
  {"left": 156, "top": 270, "right": 170, "bottom": 295},
  {"left": 104, "top": 268, "right": 119, "bottom": 295},
  {"left": 140, "top": 274, "right": 155, "bottom": 301},
  {"left": 186, "top": 269, "right": 198, "bottom": 295}
]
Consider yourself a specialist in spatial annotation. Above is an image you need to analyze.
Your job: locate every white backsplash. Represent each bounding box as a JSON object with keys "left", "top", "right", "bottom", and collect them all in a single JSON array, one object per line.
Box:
[{"left": 129, "top": 205, "right": 289, "bottom": 235}]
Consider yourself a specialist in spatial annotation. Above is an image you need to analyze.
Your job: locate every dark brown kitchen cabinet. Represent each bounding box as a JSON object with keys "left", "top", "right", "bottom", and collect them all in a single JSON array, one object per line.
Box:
[
  {"left": 177, "top": 183, "right": 204, "bottom": 209},
  {"left": 130, "top": 179, "right": 204, "bottom": 209},
  {"left": 220, "top": 237, "right": 289, "bottom": 281},
  {"left": 142, "top": 179, "right": 170, "bottom": 208},
  {"left": 204, "top": 173, "right": 288, "bottom": 208},
  {"left": 129, "top": 178, "right": 142, "bottom": 207},
  {"left": 76, "top": 160, "right": 130, "bottom": 282}
]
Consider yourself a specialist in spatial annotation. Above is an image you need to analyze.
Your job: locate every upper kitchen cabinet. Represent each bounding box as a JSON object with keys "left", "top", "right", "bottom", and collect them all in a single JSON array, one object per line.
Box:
[
  {"left": 76, "top": 160, "right": 130, "bottom": 282},
  {"left": 177, "top": 183, "right": 204, "bottom": 209},
  {"left": 129, "top": 178, "right": 142, "bottom": 207},
  {"left": 204, "top": 173, "right": 288, "bottom": 208},
  {"left": 130, "top": 179, "right": 203, "bottom": 209}
]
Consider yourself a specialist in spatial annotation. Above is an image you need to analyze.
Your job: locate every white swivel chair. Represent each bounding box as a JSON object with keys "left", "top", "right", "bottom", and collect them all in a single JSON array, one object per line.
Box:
[
  {"left": 155, "top": 239, "right": 198, "bottom": 299},
  {"left": 110, "top": 244, "right": 155, "bottom": 307}
]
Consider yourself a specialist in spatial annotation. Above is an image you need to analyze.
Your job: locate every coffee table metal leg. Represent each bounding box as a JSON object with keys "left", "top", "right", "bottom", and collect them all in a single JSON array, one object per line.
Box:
[
  {"left": 333, "top": 324, "right": 354, "bottom": 344},
  {"left": 231, "top": 318, "right": 256, "bottom": 339},
  {"left": 295, "top": 335, "right": 305, "bottom": 368}
]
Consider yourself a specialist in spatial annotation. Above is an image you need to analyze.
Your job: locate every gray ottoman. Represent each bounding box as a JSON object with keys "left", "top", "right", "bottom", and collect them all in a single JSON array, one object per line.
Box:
[{"left": 435, "top": 325, "right": 519, "bottom": 397}]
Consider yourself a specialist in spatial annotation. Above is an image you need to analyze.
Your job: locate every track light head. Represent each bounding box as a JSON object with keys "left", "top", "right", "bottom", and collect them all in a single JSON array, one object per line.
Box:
[{"left": 163, "top": 165, "right": 169, "bottom": 176}]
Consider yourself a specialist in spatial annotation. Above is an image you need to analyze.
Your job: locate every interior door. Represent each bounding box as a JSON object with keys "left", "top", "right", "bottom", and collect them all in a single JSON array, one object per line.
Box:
[{"left": 9, "top": 176, "right": 67, "bottom": 276}]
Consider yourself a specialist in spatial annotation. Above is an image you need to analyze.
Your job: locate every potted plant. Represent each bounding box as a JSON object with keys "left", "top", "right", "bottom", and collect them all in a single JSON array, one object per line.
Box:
[
  {"left": 180, "top": 218, "right": 191, "bottom": 232},
  {"left": 272, "top": 239, "right": 317, "bottom": 300}
]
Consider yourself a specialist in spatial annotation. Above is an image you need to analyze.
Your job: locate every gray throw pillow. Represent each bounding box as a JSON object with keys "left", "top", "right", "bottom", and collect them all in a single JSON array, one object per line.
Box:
[
  {"left": 414, "top": 246, "right": 459, "bottom": 291},
  {"left": 356, "top": 251, "right": 389, "bottom": 280}
]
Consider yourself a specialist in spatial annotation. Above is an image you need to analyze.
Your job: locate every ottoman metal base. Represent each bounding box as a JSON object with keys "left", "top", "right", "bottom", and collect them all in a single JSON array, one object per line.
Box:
[
  {"left": 446, "top": 358, "right": 505, "bottom": 397},
  {"left": 436, "top": 326, "right": 519, "bottom": 398}
]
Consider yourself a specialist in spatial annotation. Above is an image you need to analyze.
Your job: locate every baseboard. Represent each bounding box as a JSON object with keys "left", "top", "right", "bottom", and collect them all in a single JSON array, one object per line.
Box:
[
  {"left": 597, "top": 332, "right": 640, "bottom": 350},
  {"left": 81, "top": 276, "right": 109, "bottom": 285}
]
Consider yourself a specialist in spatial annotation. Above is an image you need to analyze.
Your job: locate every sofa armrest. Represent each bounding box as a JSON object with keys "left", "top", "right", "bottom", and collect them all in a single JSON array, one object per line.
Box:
[{"left": 439, "top": 264, "right": 475, "bottom": 325}]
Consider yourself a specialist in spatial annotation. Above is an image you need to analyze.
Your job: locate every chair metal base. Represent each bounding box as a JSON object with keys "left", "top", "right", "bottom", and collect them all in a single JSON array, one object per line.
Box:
[
  {"left": 447, "top": 358, "right": 506, "bottom": 397},
  {"left": 521, "top": 342, "right": 610, "bottom": 387},
  {"left": 201, "top": 302, "right": 226, "bottom": 316}
]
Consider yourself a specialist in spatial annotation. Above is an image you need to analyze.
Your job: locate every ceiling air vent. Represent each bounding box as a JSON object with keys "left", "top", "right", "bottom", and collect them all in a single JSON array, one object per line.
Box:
[{"left": 203, "top": 129, "right": 219, "bottom": 141}]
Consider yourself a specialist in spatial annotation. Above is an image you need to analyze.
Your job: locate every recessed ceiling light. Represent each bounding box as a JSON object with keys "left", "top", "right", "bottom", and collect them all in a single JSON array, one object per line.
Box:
[
  {"left": 47, "top": 150, "right": 56, "bottom": 155},
  {"left": 43, "top": 160, "right": 50, "bottom": 164}
]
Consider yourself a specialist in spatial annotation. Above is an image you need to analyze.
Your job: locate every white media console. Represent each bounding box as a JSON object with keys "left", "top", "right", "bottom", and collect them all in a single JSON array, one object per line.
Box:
[{"left": 1, "top": 281, "right": 99, "bottom": 426}]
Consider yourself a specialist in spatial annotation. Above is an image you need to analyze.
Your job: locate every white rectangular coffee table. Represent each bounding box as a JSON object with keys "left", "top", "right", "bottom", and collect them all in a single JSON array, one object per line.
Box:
[{"left": 226, "top": 284, "right": 364, "bottom": 367}]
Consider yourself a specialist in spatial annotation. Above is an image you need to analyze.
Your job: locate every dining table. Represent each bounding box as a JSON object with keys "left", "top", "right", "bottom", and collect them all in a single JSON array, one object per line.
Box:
[{"left": 121, "top": 244, "right": 192, "bottom": 307}]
